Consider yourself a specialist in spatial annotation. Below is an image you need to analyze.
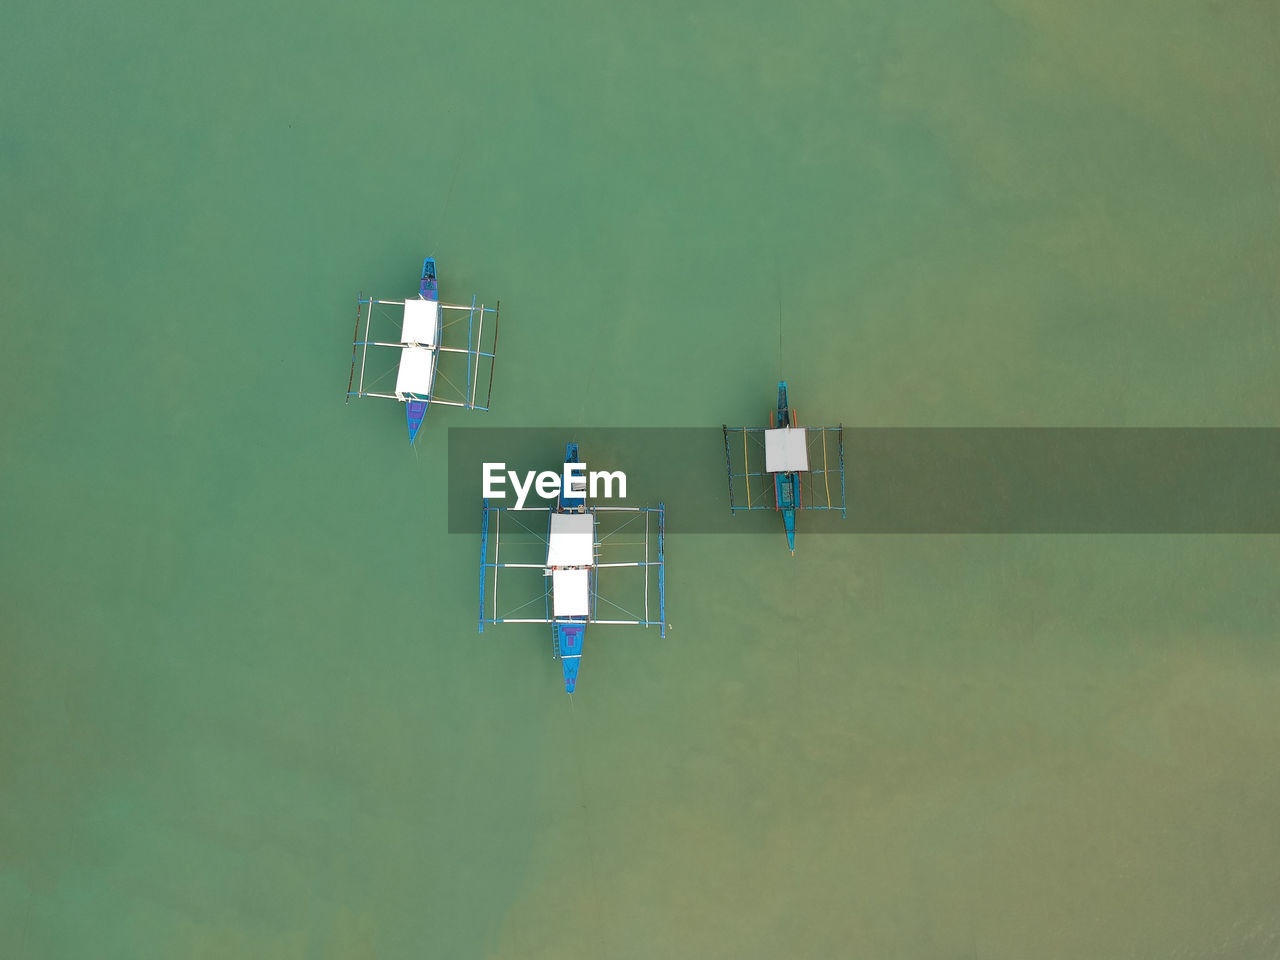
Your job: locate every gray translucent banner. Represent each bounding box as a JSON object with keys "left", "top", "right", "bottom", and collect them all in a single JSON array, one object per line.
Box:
[{"left": 447, "top": 428, "right": 1280, "bottom": 534}]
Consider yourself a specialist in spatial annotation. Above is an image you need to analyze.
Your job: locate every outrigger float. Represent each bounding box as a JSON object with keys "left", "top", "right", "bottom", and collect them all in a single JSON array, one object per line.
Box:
[
  {"left": 478, "top": 443, "right": 665, "bottom": 693},
  {"left": 346, "top": 258, "right": 501, "bottom": 443},
  {"left": 723, "top": 381, "right": 846, "bottom": 552}
]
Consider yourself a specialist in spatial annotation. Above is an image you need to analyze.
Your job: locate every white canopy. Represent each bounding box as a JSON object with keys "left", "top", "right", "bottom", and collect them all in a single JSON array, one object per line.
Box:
[
  {"left": 765, "top": 427, "right": 809, "bottom": 473},
  {"left": 546, "top": 512, "right": 594, "bottom": 567},
  {"left": 401, "top": 298, "right": 439, "bottom": 347},
  {"left": 552, "top": 569, "right": 590, "bottom": 617},
  {"left": 395, "top": 346, "right": 436, "bottom": 397}
]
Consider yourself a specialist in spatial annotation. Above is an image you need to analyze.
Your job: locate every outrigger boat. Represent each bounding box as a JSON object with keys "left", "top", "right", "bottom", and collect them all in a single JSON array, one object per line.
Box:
[
  {"left": 551, "top": 443, "right": 589, "bottom": 691},
  {"left": 479, "top": 443, "right": 665, "bottom": 693},
  {"left": 723, "top": 381, "right": 846, "bottom": 552},
  {"left": 345, "top": 257, "right": 501, "bottom": 443}
]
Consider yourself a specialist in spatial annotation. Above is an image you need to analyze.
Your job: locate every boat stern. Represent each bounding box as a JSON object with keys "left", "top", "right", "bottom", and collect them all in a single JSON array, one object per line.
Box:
[
  {"left": 406, "top": 399, "right": 429, "bottom": 443},
  {"left": 556, "top": 621, "right": 585, "bottom": 693},
  {"left": 774, "top": 470, "right": 799, "bottom": 552}
]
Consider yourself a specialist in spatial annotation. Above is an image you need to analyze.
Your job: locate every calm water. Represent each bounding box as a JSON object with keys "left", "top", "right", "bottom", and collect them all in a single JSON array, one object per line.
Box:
[{"left": 3, "top": 1, "right": 1279, "bottom": 957}]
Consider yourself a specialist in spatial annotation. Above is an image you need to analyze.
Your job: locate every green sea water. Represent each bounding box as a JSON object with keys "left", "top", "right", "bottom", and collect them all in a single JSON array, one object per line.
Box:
[{"left": 3, "top": 1, "right": 1279, "bottom": 957}]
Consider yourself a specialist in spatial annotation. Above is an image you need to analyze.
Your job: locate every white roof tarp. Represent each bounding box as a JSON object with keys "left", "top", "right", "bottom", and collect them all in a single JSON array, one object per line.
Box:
[
  {"left": 546, "top": 512, "right": 594, "bottom": 567},
  {"left": 395, "top": 346, "right": 436, "bottom": 397},
  {"left": 764, "top": 427, "right": 809, "bottom": 473},
  {"left": 552, "top": 568, "right": 590, "bottom": 618},
  {"left": 401, "top": 298, "right": 439, "bottom": 347}
]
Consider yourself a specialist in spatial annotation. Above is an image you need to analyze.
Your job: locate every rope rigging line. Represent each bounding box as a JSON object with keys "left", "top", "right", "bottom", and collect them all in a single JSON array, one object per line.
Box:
[
  {"left": 496, "top": 588, "right": 552, "bottom": 620},
  {"left": 363, "top": 364, "right": 395, "bottom": 391},
  {"left": 592, "top": 592, "right": 641, "bottom": 623},
  {"left": 595, "top": 511, "right": 643, "bottom": 544},
  {"left": 433, "top": 366, "right": 465, "bottom": 402},
  {"left": 497, "top": 510, "right": 550, "bottom": 541}
]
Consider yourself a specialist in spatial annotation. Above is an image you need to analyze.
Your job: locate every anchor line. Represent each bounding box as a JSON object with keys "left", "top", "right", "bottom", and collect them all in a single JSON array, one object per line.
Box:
[
  {"left": 775, "top": 251, "right": 784, "bottom": 379},
  {"left": 566, "top": 701, "right": 614, "bottom": 960},
  {"left": 436, "top": 142, "right": 466, "bottom": 240}
]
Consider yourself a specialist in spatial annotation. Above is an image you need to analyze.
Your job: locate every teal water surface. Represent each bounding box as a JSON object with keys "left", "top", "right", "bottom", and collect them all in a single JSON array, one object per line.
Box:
[{"left": 2, "top": 1, "right": 1279, "bottom": 957}]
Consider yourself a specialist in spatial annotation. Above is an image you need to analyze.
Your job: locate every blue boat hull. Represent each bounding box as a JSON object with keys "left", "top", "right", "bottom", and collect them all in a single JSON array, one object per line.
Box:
[
  {"left": 406, "top": 400, "right": 428, "bottom": 442},
  {"left": 406, "top": 256, "right": 438, "bottom": 443},
  {"left": 554, "top": 442, "right": 588, "bottom": 692},
  {"left": 775, "top": 472, "right": 799, "bottom": 552},
  {"left": 556, "top": 621, "right": 585, "bottom": 692},
  {"left": 774, "top": 380, "right": 798, "bottom": 552}
]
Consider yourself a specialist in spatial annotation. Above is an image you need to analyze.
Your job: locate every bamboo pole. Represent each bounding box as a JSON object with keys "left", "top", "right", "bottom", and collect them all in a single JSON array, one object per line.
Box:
[
  {"left": 357, "top": 297, "right": 374, "bottom": 394},
  {"left": 822, "top": 427, "right": 831, "bottom": 507},
  {"left": 345, "top": 294, "right": 362, "bottom": 403},
  {"left": 464, "top": 296, "right": 475, "bottom": 408},
  {"left": 839, "top": 425, "right": 847, "bottom": 518},
  {"left": 722, "top": 425, "right": 736, "bottom": 514},
  {"left": 470, "top": 302, "right": 484, "bottom": 408},
  {"left": 658, "top": 504, "right": 665, "bottom": 638},
  {"left": 484, "top": 301, "right": 501, "bottom": 410},
  {"left": 478, "top": 500, "right": 489, "bottom": 633}
]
